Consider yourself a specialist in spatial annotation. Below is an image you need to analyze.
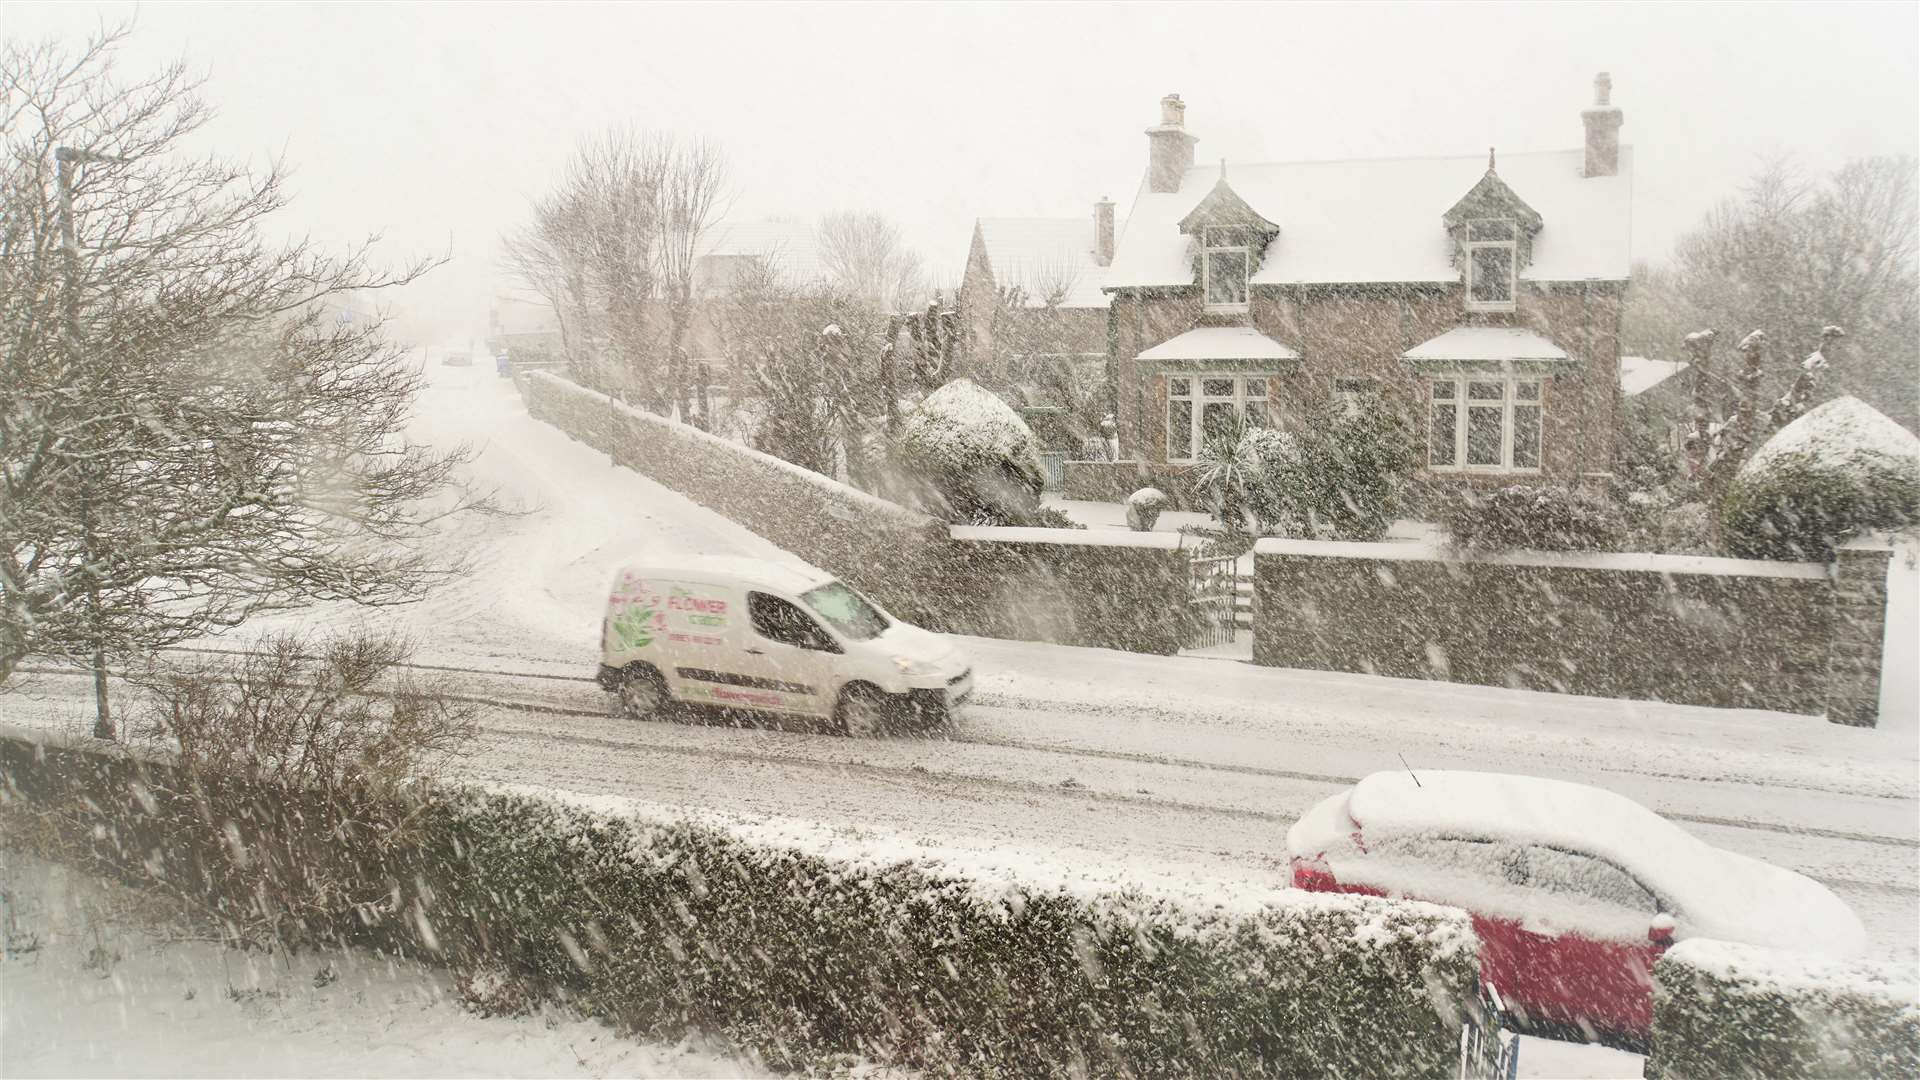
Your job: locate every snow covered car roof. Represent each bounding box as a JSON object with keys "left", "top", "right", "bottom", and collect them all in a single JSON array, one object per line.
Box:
[
  {"left": 614, "top": 556, "right": 836, "bottom": 597},
  {"left": 1295, "top": 770, "right": 1864, "bottom": 957}
]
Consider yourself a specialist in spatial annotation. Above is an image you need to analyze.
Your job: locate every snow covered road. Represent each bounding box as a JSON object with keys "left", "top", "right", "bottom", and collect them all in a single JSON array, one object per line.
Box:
[{"left": 6, "top": 357, "right": 1914, "bottom": 961}]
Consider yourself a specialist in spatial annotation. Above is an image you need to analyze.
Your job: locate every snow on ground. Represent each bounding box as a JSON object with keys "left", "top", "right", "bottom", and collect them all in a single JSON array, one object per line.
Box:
[
  {"left": 0, "top": 852, "right": 772, "bottom": 1080},
  {"left": 7, "top": 358, "right": 1911, "bottom": 964}
]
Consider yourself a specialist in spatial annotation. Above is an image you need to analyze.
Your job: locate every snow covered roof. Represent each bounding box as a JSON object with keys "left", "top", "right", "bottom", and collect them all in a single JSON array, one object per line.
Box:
[
  {"left": 1403, "top": 327, "right": 1570, "bottom": 364},
  {"left": 1107, "top": 147, "right": 1632, "bottom": 288},
  {"left": 1339, "top": 770, "right": 1865, "bottom": 956},
  {"left": 695, "top": 220, "right": 828, "bottom": 292},
  {"left": 975, "top": 218, "right": 1114, "bottom": 309},
  {"left": 1137, "top": 326, "right": 1300, "bottom": 363},
  {"left": 1620, "top": 355, "right": 1688, "bottom": 396}
]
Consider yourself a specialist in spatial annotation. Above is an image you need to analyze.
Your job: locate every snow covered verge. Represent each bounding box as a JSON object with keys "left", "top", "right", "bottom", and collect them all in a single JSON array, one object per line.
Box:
[
  {"left": 1648, "top": 938, "right": 1919, "bottom": 1079},
  {"left": 0, "top": 727, "right": 1480, "bottom": 1078},
  {"left": 0, "top": 852, "right": 768, "bottom": 1078}
]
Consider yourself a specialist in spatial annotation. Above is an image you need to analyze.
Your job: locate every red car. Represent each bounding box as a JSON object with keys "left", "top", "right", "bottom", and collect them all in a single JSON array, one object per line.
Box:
[{"left": 1287, "top": 770, "right": 1865, "bottom": 1046}]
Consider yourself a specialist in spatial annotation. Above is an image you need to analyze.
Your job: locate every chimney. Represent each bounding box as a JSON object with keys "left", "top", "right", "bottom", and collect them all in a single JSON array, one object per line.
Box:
[
  {"left": 1094, "top": 197, "right": 1115, "bottom": 266},
  {"left": 1582, "top": 72, "right": 1624, "bottom": 178},
  {"left": 1146, "top": 93, "right": 1198, "bottom": 194}
]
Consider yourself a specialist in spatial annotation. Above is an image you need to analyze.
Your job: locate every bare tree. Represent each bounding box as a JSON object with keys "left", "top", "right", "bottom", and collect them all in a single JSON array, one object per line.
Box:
[
  {"left": 1669, "top": 156, "right": 1917, "bottom": 429},
  {"left": 1, "top": 29, "right": 482, "bottom": 735},
  {"left": 653, "top": 136, "right": 728, "bottom": 422},
  {"left": 817, "top": 210, "right": 927, "bottom": 314}
]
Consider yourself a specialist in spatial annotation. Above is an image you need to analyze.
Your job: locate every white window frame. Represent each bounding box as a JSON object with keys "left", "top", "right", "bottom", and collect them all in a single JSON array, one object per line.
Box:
[
  {"left": 1464, "top": 218, "right": 1518, "bottom": 313},
  {"left": 1426, "top": 374, "right": 1543, "bottom": 474},
  {"left": 1201, "top": 227, "right": 1250, "bottom": 313},
  {"left": 1166, "top": 373, "right": 1271, "bottom": 463}
]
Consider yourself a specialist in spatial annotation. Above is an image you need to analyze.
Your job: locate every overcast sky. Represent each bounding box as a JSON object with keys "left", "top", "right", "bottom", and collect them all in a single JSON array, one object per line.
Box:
[{"left": 8, "top": 1, "right": 1917, "bottom": 343}]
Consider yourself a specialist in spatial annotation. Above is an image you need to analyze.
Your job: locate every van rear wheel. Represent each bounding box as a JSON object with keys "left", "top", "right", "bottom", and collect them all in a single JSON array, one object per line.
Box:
[
  {"left": 836, "top": 684, "right": 890, "bottom": 738},
  {"left": 616, "top": 666, "right": 668, "bottom": 719}
]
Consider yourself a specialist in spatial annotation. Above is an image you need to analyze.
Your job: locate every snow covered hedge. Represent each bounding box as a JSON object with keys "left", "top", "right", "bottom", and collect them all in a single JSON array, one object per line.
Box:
[
  {"left": 1648, "top": 938, "right": 1920, "bottom": 1079},
  {"left": 0, "top": 730, "right": 1479, "bottom": 1078},
  {"left": 1721, "top": 397, "right": 1920, "bottom": 561},
  {"left": 893, "top": 378, "right": 1049, "bottom": 526}
]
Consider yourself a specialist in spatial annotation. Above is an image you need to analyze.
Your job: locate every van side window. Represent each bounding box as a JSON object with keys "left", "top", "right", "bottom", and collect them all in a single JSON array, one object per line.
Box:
[{"left": 748, "top": 592, "right": 839, "bottom": 652}]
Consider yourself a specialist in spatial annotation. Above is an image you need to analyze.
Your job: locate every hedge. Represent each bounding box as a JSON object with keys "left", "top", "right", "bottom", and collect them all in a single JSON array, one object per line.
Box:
[
  {"left": 1648, "top": 938, "right": 1920, "bottom": 1079},
  {"left": 0, "top": 730, "right": 1477, "bottom": 1077}
]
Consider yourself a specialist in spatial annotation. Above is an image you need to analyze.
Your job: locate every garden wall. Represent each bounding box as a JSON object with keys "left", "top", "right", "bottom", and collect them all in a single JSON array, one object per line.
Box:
[
  {"left": 1251, "top": 537, "right": 1891, "bottom": 723},
  {"left": 523, "top": 373, "right": 1193, "bottom": 655},
  {"left": 0, "top": 729, "right": 1480, "bottom": 1078},
  {"left": 1647, "top": 939, "right": 1919, "bottom": 1079}
]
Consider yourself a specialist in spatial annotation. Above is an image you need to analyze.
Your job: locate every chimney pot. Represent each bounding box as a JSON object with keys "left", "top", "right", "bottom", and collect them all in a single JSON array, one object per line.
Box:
[
  {"left": 1146, "top": 93, "right": 1198, "bottom": 194},
  {"left": 1581, "top": 72, "right": 1624, "bottom": 178}
]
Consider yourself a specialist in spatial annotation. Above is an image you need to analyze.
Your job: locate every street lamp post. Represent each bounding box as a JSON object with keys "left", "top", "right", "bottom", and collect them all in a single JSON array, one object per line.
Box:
[{"left": 56, "top": 145, "right": 124, "bottom": 741}]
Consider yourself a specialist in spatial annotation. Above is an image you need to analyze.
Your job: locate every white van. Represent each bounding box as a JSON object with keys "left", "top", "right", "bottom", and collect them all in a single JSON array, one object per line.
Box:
[{"left": 595, "top": 557, "right": 974, "bottom": 735}]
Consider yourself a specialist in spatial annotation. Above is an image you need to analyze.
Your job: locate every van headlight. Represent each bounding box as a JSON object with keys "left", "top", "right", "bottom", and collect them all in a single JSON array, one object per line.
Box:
[{"left": 893, "top": 657, "right": 927, "bottom": 675}]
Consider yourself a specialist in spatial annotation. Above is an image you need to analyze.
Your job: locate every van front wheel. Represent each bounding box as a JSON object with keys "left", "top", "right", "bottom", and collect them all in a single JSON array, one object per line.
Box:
[
  {"left": 835, "top": 684, "right": 891, "bottom": 738},
  {"left": 616, "top": 666, "right": 669, "bottom": 719}
]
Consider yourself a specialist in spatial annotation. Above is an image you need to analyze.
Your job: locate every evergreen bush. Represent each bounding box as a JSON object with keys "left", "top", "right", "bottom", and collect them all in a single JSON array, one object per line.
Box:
[
  {"left": 1443, "top": 485, "right": 1627, "bottom": 553},
  {"left": 1720, "top": 397, "right": 1920, "bottom": 561},
  {"left": 0, "top": 730, "right": 1479, "bottom": 1079}
]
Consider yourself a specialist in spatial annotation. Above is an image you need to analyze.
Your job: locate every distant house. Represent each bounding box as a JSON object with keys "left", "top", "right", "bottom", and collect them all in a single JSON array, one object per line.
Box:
[
  {"left": 488, "top": 294, "right": 564, "bottom": 362},
  {"left": 954, "top": 209, "right": 1121, "bottom": 449},
  {"left": 1620, "top": 353, "right": 1692, "bottom": 456},
  {"left": 1080, "top": 76, "right": 1633, "bottom": 498}
]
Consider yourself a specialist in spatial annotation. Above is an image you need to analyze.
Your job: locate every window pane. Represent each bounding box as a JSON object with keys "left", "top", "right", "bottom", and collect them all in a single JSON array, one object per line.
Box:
[
  {"left": 1468, "top": 380, "right": 1505, "bottom": 400},
  {"left": 1202, "top": 377, "right": 1235, "bottom": 397},
  {"left": 1243, "top": 377, "right": 1267, "bottom": 398},
  {"left": 1513, "top": 404, "right": 1541, "bottom": 468},
  {"left": 1470, "top": 246, "right": 1514, "bottom": 304},
  {"left": 1245, "top": 399, "right": 1274, "bottom": 429},
  {"left": 1431, "top": 379, "right": 1457, "bottom": 401},
  {"left": 1207, "top": 250, "right": 1248, "bottom": 306},
  {"left": 1469, "top": 219, "right": 1515, "bottom": 241},
  {"left": 1515, "top": 380, "right": 1541, "bottom": 402},
  {"left": 801, "top": 581, "right": 889, "bottom": 641},
  {"left": 1467, "top": 405, "right": 1505, "bottom": 466},
  {"left": 1169, "top": 376, "right": 1191, "bottom": 397},
  {"left": 1201, "top": 401, "right": 1237, "bottom": 448},
  {"left": 1429, "top": 404, "right": 1457, "bottom": 466},
  {"left": 1168, "top": 399, "right": 1194, "bottom": 459}
]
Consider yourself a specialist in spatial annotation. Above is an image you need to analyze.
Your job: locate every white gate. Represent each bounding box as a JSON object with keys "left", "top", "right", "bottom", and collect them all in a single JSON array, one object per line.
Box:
[{"left": 1185, "top": 553, "right": 1239, "bottom": 650}]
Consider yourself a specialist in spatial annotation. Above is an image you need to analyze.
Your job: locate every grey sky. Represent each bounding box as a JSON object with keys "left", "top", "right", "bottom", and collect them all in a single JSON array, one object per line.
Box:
[{"left": 7, "top": 1, "right": 1916, "bottom": 342}]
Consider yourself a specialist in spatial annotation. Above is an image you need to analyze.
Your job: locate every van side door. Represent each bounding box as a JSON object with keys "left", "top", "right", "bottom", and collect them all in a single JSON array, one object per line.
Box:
[{"left": 684, "top": 590, "right": 840, "bottom": 717}]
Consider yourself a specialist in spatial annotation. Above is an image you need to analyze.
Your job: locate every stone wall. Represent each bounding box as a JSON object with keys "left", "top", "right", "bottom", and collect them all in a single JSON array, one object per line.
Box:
[
  {"left": 1252, "top": 537, "right": 1890, "bottom": 723},
  {"left": 524, "top": 373, "right": 1192, "bottom": 655}
]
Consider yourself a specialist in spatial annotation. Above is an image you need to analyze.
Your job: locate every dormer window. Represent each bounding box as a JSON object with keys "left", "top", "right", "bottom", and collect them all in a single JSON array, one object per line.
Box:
[
  {"left": 1466, "top": 218, "right": 1517, "bottom": 311},
  {"left": 1203, "top": 226, "right": 1250, "bottom": 311}
]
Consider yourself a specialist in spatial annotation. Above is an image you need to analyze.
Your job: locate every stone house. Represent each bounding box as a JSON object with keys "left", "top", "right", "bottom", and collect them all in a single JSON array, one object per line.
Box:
[{"left": 1068, "top": 77, "right": 1633, "bottom": 502}]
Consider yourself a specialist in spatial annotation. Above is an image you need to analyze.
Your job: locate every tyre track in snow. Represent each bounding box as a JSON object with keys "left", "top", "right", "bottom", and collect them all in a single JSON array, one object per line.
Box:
[{"left": 29, "top": 653, "right": 1920, "bottom": 851}]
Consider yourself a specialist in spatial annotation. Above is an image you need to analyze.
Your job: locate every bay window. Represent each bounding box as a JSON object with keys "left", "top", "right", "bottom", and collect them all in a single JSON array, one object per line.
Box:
[
  {"left": 1427, "top": 374, "right": 1542, "bottom": 472},
  {"left": 1167, "top": 374, "right": 1272, "bottom": 462}
]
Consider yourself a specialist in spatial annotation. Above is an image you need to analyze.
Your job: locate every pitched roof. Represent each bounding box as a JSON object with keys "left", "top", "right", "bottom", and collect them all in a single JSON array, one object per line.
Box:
[
  {"left": 1137, "top": 326, "right": 1300, "bottom": 363},
  {"left": 696, "top": 220, "right": 828, "bottom": 291},
  {"left": 1403, "top": 327, "right": 1571, "bottom": 364},
  {"left": 1107, "top": 147, "right": 1632, "bottom": 288},
  {"left": 975, "top": 218, "right": 1114, "bottom": 309},
  {"left": 1620, "top": 355, "right": 1689, "bottom": 396}
]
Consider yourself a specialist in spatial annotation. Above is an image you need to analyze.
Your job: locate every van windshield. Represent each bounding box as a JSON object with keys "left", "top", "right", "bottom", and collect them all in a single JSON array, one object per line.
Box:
[{"left": 801, "top": 581, "right": 890, "bottom": 641}]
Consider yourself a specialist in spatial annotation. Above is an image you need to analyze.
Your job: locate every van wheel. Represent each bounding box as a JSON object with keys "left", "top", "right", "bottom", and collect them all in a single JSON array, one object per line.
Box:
[
  {"left": 836, "top": 684, "right": 890, "bottom": 738},
  {"left": 616, "top": 666, "right": 668, "bottom": 719}
]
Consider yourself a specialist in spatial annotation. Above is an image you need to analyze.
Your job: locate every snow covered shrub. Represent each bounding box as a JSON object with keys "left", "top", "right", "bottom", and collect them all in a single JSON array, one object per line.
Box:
[
  {"left": 1125, "top": 487, "right": 1167, "bottom": 531},
  {"left": 1649, "top": 939, "right": 1920, "bottom": 1079},
  {"left": 0, "top": 732, "right": 1481, "bottom": 1079},
  {"left": 1442, "top": 485, "right": 1627, "bottom": 553},
  {"left": 1271, "top": 393, "right": 1418, "bottom": 541},
  {"left": 1720, "top": 396, "right": 1920, "bottom": 561},
  {"left": 893, "top": 378, "right": 1047, "bottom": 525}
]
